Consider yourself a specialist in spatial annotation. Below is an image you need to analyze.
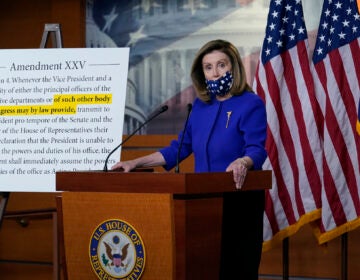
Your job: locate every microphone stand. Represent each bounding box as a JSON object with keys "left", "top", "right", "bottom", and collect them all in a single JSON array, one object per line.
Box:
[
  {"left": 175, "top": 103, "right": 192, "bottom": 173},
  {"left": 103, "top": 105, "right": 168, "bottom": 171}
]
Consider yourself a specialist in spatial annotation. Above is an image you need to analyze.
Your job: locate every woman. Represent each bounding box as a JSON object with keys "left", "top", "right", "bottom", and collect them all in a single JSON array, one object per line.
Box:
[{"left": 112, "top": 39, "right": 267, "bottom": 279}]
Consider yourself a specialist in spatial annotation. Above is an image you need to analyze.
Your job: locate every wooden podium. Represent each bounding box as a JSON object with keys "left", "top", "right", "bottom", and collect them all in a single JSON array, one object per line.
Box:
[{"left": 56, "top": 170, "right": 271, "bottom": 280}]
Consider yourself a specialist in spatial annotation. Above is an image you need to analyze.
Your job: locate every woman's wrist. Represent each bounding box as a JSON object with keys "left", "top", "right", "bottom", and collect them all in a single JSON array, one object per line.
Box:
[
  {"left": 239, "top": 158, "right": 248, "bottom": 169},
  {"left": 239, "top": 156, "right": 253, "bottom": 169}
]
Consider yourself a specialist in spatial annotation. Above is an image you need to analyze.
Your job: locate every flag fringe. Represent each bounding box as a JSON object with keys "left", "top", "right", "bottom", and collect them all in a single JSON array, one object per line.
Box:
[
  {"left": 311, "top": 217, "right": 360, "bottom": 245},
  {"left": 262, "top": 209, "right": 321, "bottom": 252},
  {"left": 357, "top": 120, "right": 360, "bottom": 135}
]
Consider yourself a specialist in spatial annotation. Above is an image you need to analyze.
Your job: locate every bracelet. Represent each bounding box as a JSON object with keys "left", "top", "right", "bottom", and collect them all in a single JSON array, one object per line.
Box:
[{"left": 239, "top": 158, "right": 248, "bottom": 169}]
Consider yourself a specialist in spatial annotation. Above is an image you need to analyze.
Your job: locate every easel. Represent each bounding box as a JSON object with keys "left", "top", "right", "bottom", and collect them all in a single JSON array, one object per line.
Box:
[
  {"left": 40, "top": 23, "right": 63, "bottom": 48},
  {"left": 0, "top": 23, "right": 62, "bottom": 230}
]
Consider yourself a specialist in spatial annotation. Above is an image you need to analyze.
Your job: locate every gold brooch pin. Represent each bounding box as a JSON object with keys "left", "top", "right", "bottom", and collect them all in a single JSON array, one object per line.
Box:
[{"left": 226, "top": 111, "right": 232, "bottom": 128}]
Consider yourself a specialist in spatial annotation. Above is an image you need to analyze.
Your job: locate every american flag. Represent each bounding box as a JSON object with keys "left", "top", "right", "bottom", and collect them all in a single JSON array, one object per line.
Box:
[
  {"left": 253, "top": 0, "right": 323, "bottom": 249},
  {"left": 311, "top": 0, "right": 360, "bottom": 243}
]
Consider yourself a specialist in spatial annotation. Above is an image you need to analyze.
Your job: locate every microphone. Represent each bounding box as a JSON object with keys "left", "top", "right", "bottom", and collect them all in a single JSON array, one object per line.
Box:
[
  {"left": 175, "top": 103, "right": 192, "bottom": 173},
  {"left": 103, "top": 105, "right": 169, "bottom": 171}
]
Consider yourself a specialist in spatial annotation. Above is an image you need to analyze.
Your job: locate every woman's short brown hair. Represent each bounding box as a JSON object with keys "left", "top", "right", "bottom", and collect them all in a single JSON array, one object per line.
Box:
[{"left": 190, "top": 39, "right": 253, "bottom": 103}]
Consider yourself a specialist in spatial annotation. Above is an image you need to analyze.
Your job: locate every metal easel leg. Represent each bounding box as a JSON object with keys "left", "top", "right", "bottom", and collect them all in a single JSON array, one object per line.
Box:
[{"left": 0, "top": 192, "right": 10, "bottom": 228}]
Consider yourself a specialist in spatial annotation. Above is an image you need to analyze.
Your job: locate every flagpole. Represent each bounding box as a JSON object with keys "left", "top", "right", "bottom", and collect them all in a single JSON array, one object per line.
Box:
[
  {"left": 282, "top": 237, "right": 289, "bottom": 280},
  {"left": 341, "top": 233, "right": 348, "bottom": 280}
]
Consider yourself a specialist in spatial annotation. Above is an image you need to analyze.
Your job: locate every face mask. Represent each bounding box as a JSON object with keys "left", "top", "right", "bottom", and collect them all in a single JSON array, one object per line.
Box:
[{"left": 205, "top": 71, "right": 233, "bottom": 97}]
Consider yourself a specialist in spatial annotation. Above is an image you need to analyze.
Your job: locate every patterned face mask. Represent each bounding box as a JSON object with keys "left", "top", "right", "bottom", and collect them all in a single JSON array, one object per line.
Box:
[{"left": 205, "top": 71, "right": 233, "bottom": 97}]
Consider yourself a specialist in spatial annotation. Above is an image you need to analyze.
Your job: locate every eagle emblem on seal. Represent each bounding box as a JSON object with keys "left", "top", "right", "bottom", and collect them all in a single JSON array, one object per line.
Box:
[{"left": 103, "top": 235, "right": 130, "bottom": 272}]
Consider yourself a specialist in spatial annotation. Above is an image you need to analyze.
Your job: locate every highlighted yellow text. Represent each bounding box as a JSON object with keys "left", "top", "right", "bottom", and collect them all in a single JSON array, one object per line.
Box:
[{"left": 0, "top": 93, "right": 112, "bottom": 116}]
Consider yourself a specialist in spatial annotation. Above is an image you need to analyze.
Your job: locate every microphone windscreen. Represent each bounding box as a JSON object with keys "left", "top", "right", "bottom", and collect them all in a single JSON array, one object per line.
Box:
[{"left": 160, "top": 105, "right": 169, "bottom": 112}]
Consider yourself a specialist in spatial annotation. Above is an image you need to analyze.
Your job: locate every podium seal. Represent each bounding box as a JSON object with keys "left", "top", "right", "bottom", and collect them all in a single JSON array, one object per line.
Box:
[{"left": 89, "top": 219, "right": 146, "bottom": 279}]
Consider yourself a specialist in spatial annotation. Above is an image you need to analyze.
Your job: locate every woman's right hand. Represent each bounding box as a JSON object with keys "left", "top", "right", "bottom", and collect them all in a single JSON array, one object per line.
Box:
[
  {"left": 111, "top": 160, "right": 137, "bottom": 172},
  {"left": 111, "top": 152, "right": 166, "bottom": 172}
]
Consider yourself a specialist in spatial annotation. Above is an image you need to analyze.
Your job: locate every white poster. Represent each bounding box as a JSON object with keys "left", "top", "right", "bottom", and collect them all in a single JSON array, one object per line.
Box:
[{"left": 0, "top": 48, "right": 129, "bottom": 192}]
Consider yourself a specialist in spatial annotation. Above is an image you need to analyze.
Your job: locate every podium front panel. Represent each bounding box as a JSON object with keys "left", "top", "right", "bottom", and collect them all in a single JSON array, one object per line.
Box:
[{"left": 60, "top": 192, "right": 175, "bottom": 280}]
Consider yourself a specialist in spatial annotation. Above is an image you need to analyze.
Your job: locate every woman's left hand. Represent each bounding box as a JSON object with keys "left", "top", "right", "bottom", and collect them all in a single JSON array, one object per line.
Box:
[{"left": 226, "top": 157, "right": 251, "bottom": 189}]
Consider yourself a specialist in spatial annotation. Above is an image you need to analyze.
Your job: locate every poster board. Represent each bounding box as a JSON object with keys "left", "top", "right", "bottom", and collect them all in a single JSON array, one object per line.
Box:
[{"left": 0, "top": 48, "right": 129, "bottom": 192}]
